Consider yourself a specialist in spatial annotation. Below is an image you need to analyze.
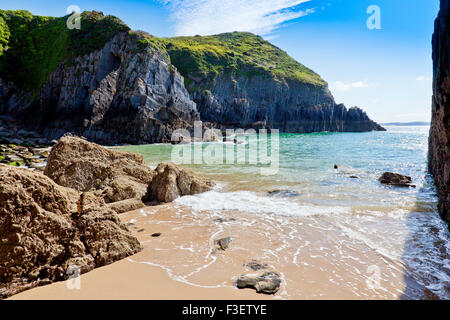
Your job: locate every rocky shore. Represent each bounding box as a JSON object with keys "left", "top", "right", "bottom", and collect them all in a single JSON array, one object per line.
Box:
[
  {"left": 0, "top": 135, "right": 215, "bottom": 299},
  {"left": 0, "top": 116, "right": 53, "bottom": 170}
]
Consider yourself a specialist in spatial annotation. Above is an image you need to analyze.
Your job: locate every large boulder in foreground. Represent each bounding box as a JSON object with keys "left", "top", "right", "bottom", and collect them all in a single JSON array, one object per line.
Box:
[
  {"left": 44, "top": 136, "right": 155, "bottom": 213},
  {"left": 0, "top": 165, "right": 141, "bottom": 299},
  {"left": 145, "top": 163, "right": 215, "bottom": 203}
]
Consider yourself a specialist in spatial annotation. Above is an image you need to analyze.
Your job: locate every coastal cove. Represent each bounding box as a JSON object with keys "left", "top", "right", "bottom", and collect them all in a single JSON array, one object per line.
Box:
[
  {"left": 10, "top": 126, "right": 450, "bottom": 300},
  {"left": 0, "top": 2, "right": 448, "bottom": 302}
]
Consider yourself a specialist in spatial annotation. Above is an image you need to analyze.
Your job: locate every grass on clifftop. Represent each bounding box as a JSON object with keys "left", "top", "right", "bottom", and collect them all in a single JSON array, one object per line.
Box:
[
  {"left": 0, "top": 10, "right": 129, "bottom": 93},
  {"left": 0, "top": 10, "right": 325, "bottom": 95},
  {"left": 163, "top": 32, "right": 326, "bottom": 87}
]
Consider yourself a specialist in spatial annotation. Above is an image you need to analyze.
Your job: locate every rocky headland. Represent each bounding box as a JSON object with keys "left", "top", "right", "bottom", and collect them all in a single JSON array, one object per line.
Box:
[
  {"left": 429, "top": 0, "right": 450, "bottom": 228},
  {"left": 0, "top": 10, "right": 384, "bottom": 147}
]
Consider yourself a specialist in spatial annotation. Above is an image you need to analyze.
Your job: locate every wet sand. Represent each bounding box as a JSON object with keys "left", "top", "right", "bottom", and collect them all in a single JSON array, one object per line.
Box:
[
  {"left": 9, "top": 205, "right": 272, "bottom": 300},
  {"left": 10, "top": 202, "right": 413, "bottom": 300}
]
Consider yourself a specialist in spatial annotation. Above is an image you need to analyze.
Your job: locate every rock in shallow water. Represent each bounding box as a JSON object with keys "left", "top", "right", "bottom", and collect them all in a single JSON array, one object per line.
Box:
[
  {"left": 268, "top": 190, "right": 300, "bottom": 198},
  {"left": 244, "top": 259, "right": 269, "bottom": 271},
  {"left": 235, "top": 271, "right": 282, "bottom": 295},
  {"left": 378, "top": 172, "right": 416, "bottom": 188},
  {"left": 215, "top": 237, "right": 232, "bottom": 251},
  {"left": 0, "top": 164, "right": 142, "bottom": 299}
]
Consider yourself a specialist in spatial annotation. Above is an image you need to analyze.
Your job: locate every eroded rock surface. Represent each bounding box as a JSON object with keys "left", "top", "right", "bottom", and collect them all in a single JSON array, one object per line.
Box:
[
  {"left": 1, "top": 31, "right": 199, "bottom": 145},
  {"left": 44, "top": 136, "right": 155, "bottom": 213},
  {"left": 235, "top": 271, "right": 281, "bottom": 295},
  {"left": 145, "top": 163, "right": 215, "bottom": 203},
  {"left": 429, "top": 0, "right": 450, "bottom": 227},
  {"left": 378, "top": 172, "right": 416, "bottom": 188},
  {"left": 0, "top": 164, "right": 141, "bottom": 299}
]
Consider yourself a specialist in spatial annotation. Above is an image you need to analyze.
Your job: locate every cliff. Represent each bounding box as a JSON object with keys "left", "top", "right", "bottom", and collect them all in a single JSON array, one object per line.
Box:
[
  {"left": 164, "top": 32, "right": 385, "bottom": 132},
  {"left": 0, "top": 11, "right": 384, "bottom": 145},
  {"left": 0, "top": 11, "right": 199, "bottom": 144},
  {"left": 429, "top": 0, "right": 450, "bottom": 227}
]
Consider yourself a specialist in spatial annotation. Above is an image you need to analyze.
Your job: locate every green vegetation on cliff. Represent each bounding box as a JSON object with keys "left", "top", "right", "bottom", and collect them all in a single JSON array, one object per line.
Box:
[
  {"left": 0, "top": 10, "right": 129, "bottom": 93},
  {"left": 163, "top": 32, "right": 326, "bottom": 87},
  {"left": 0, "top": 10, "right": 325, "bottom": 95}
]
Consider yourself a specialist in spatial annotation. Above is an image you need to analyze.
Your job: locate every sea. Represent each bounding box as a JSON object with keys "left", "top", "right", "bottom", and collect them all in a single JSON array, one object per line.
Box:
[{"left": 120, "top": 126, "right": 449, "bottom": 299}]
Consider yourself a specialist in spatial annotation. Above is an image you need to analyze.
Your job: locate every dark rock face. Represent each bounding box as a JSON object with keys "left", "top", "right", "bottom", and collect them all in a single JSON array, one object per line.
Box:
[
  {"left": 429, "top": 0, "right": 450, "bottom": 227},
  {"left": 1, "top": 32, "right": 199, "bottom": 145},
  {"left": 0, "top": 30, "right": 384, "bottom": 144},
  {"left": 190, "top": 74, "right": 385, "bottom": 132},
  {"left": 379, "top": 172, "right": 416, "bottom": 188}
]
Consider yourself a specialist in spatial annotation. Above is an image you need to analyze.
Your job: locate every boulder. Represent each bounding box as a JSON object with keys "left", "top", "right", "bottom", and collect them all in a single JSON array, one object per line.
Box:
[
  {"left": 44, "top": 136, "right": 155, "bottom": 212},
  {"left": 145, "top": 163, "right": 215, "bottom": 203},
  {"left": 378, "top": 172, "right": 416, "bottom": 188},
  {"left": 0, "top": 165, "right": 141, "bottom": 299},
  {"left": 235, "top": 271, "right": 282, "bottom": 295}
]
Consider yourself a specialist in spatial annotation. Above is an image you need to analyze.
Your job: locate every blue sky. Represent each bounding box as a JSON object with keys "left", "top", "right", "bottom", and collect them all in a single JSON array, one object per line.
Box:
[{"left": 1, "top": 0, "right": 440, "bottom": 122}]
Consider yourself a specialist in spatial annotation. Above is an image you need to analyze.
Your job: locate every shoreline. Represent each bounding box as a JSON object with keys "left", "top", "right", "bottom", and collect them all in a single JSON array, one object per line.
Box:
[
  {"left": 9, "top": 201, "right": 416, "bottom": 300},
  {"left": 9, "top": 205, "right": 273, "bottom": 300}
]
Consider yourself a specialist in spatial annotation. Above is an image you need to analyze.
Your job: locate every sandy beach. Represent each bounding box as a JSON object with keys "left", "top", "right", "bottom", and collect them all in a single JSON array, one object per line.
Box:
[
  {"left": 9, "top": 201, "right": 417, "bottom": 300},
  {"left": 9, "top": 205, "right": 273, "bottom": 300}
]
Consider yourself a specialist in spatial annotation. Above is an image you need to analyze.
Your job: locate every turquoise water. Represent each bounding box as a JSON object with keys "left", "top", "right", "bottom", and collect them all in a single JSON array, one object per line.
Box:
[{"left": 121, "top": 126, "right": 449, "bottom": 299}]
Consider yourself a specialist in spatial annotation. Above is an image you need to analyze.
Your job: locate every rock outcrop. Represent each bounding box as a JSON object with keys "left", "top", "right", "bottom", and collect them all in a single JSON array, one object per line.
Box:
[
  {"left": 145, "top": 163, "right": 215, "bottom": 203},
  {"left": 0, "top": 164, "right": 142, "bottom": 298},
  {"left": 190, "top": 74, "right": 385, "bottom": 133},
  {"left": 429, "top": 0, "right": 450, "bottom": 227},
  {"left": 378, "top": 172, "right": 416, "bottom": 188},
  {"left": 165, "top": 32, "right": 385, "bottom": 133},
  {"left": 44, "top": 135, "right": 155, "bottom": 213}
]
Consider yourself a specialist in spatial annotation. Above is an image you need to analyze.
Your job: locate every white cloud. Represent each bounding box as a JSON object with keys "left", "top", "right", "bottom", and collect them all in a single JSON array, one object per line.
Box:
[
  {"left": 416, "top": 76, "right": 426, "bottom": 81},
  {"left": 332, "top": 81, "right": 369, "bottom": 92},
  {"left": 162, "top": 0, "right": 314, "bottom": 36}
]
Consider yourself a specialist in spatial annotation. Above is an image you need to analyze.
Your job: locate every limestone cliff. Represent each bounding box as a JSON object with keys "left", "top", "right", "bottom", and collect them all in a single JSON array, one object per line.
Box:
[
  {"left": 165, "top": 33, "right": 385, "bottom": 133},
  {"left": 0, "top": 11, "right": 199, "bottom": 144},
  {"left": 429, "top": 0, "right": 450, "bottom": 227},
  {"left": 0, "top": 11, "right": 384, "bottom": 145}
]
